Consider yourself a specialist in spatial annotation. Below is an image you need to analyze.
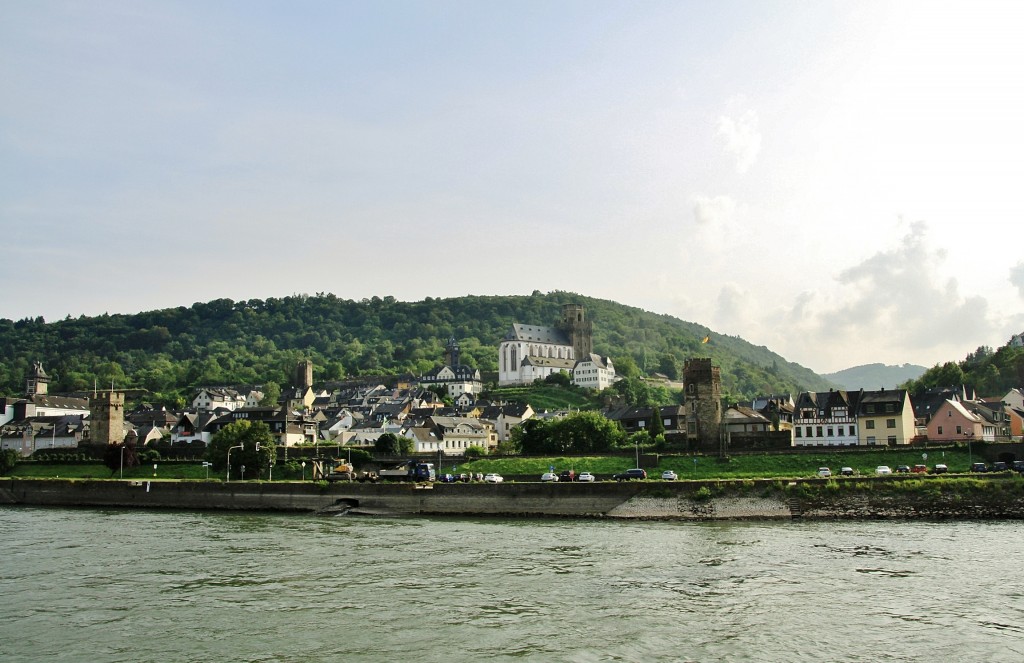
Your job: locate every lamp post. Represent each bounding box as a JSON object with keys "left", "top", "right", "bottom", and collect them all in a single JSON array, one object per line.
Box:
[
  {"left": 227, "top": 443, "right": 244, "bottom": 481},
  {"left": 301, "top": 461, "right": 306, "bottom": 481},
  {"left": 241, "top": 464, "right": 246, "bottom": 481},
  {"left": 153, "top": 463, "right": 158, "bottom": 477},
  {"left": 965, "top": 432, "right": 973, "bottom": 467},
  {"left": 120, "top": 445, "right": 125, "bottom": 479},
  {"left": 634, "top": 437, "right": 640, "bottom": 469}
]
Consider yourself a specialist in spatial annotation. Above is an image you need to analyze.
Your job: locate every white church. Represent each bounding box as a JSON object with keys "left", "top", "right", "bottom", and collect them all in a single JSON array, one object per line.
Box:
[{"left": 498, "top": 304, "right": 617, "bottom": 389}]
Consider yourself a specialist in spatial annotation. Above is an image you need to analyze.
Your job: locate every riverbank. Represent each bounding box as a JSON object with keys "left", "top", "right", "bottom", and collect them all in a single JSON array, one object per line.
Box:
[{"left": 4, "top": 476, "right": 1024, "bottom": 520}]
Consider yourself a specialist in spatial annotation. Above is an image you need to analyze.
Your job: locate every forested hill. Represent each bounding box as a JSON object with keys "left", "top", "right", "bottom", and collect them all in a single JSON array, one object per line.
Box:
[{"left": 0, "top": 291, "right": 834, "bottom": 406}]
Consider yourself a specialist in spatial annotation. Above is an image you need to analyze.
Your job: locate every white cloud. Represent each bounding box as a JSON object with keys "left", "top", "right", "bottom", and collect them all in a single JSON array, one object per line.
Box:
[
  {"left": 691, "top": 194, "right": 736, "bottom": 227},
  {"left": 715, "top": 109, "right": 761, "bottom": 174},
  {"left": 1011, "top": 262, "right": 1024, "bottom": 299}
]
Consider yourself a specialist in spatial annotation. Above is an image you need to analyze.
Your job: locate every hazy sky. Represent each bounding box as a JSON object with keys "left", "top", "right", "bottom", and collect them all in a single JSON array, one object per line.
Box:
[{"left": 3, "top": 1, "right": 1023, "bottom": 374}]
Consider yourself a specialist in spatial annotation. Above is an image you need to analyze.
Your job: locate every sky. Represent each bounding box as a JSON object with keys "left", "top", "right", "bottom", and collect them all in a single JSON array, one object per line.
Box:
[{"left": 2, "top": 0, "right": 1023, "bottom": 375}]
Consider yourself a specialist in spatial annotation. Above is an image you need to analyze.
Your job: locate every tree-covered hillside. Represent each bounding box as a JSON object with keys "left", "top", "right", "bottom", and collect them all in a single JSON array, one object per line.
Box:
[
  {"left": 902, "top": 344, "right": 1024, "bottom": 398},
  {"left": 0, "top": 291, "right": 833, "bottom": 406}
]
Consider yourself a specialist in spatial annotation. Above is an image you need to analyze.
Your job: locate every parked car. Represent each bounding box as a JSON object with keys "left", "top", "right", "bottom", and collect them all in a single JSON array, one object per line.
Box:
[
  {"left": 577, "top": 472, "right": 596, "bottom": 482},
  {"left": 991, "top": 462, "right": 1009, "bottom": 472},
  {"left": 541, "top": 472, "right": 559, "bottom": 482},
  {"left": 661, "top": 470, "right": 678, "bottom": 481},
  {"left": 895, "top": 465, "right": 911, "bottom": 474},
  {"left": 911, "top": 465, "right": 928, "bottom": 474},
  {"left": 840, "top": 467, "right": 854, "bottom": 476},
  {"left": 474, "top": 473, "right": 484, "bottom": 482},
  {"left": 817, "top": 467, "right": 831, "bottom": 478},
  {"left": 613, "top": 468, "right": 647, "bottom": 481},
  {"left": 439, "top": 474, "right": 455, "bottom": 483},
  {"left": 1013, "top": 461, "right": 1024, "bottom": 473},
  {"left": 457, "top": 473, "right": 470, "bottom": 482},
  {"left": 483, "top": 473, "right": 503, "bottom": 483},
  {"left": 875, "top": 466, "right": 892, "bottom": 475},
  {"left": 970, "top": 462, "right": 988, "bottom": 473},
  {"left": 932, "top": 464, "right": 948, "bottom": 474},
  {"left": 559, "top": 470, "right": 577, "bottom": 482}
]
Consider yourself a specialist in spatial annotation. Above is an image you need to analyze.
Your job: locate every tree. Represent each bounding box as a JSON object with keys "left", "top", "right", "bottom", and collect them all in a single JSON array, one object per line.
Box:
[
  {"left": 648, "top": 405, "right": 665, "bottom": 440},
  {"left": 0, "top": 449, "right": 20, "bottom": 475},
  {"left": 615, "top": 355, "right": 641, "bottom": 379},
  {"left": 375, "top": 433, "right": 401, "bottom": 456},
  {"left": 260, "top": 381, "right": 281, "bottom": 407},
  {"left": 206, "top": 421, "right": 275, "bottom": 480},
  {"left": 103, "top": 441, "right": 139, "bottom": 475},
  {"left": 658, "top": 354, "right": 679, "bottom": 380},
  {"left": 544, "top": 371, "right": 571, "bottom": 387},
  {"left": 464, "top": 445, "right": 487, "bottom": 458}
]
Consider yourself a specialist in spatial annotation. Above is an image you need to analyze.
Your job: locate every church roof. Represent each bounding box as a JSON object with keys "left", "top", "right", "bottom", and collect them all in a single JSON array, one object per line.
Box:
[{"left": 505, "top": 324, "right": 571, "bottom": 346}]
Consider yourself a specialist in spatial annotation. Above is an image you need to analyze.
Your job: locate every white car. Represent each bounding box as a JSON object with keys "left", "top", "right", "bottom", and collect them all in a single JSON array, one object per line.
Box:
[
  {"left": 661, "top": 470, "right": 678, "bottom": 481},
  {"left": 540, "top": 472, "right": 558, "bottom": 482},
  {"left": 875, "top": 465, "right": 892, "bottom": 475},
  {"left": 577, "top": 472, "right": 595, "bottom": 482},
  {"left": 483, "top": 473, "right": 503, "bottom": 483},
  {"left": 817, "top": 467, "right": 831, "bottom": 478}
]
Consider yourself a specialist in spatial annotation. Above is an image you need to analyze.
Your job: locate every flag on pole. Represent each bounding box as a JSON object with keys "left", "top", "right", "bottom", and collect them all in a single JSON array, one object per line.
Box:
[{"left": 701, "top": 335, "right": 710, "bottom": 344}]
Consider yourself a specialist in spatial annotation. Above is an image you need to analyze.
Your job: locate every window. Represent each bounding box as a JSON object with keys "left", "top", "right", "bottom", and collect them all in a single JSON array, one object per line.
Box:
[
  {"left": 867, "top": 405, "right": 876, "bottom": 414},
  {"left": 837, "top": 426, "right": 844, "bottom": 436},
  {"left": 816, "top": 426, "right": 823, "bottom": 437},
  {"left": 886, "top": 419, "right": 896, "bottom": 428},
  {"left": 956, "top": 425, "right": 962, "bottom": 435},
  {"left": 867, "top": 436, "right": 876, "bottom": 445},
  {"left": 795, "top": 428, "right": 802, "bottom": 438},
  {"left": 885, "top": 404, "right": 895, "bottom": 413},
  {"left": 866, "top": 420, "right": 875, "bottom": 430},
  {"left": 827, "top": 427, "right": 834, "bottom": 437},
  {"left": 887, "top": 435, "right": 897, "bottom": 445},
  {"left": 937, "top": 425, "right": 943, "bottom": 435},
  {"left": 850, "top": 425, "right": 856, "bottom": 436},
  {"left": 805, "top": 426, "right": 812, "bottom": 437}
]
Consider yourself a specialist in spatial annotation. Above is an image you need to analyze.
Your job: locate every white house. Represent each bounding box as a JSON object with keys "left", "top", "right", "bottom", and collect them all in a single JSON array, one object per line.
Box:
[{"left": 572, "top": 354, "right": 617, "bottom": 390}]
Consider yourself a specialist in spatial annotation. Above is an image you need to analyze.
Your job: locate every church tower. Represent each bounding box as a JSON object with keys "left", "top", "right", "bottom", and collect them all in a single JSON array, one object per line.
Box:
[
  {"left": 26, "top": 361, "right": 49, "bottom": 396},
  {"left": 683, "top": 358, "right": 722, "bottom": 450},
  {"left": 89, "top": 390, "right": 125, "bottom": 446},
  {"left": 558, "top": 304, "right": 593, "bottom": 359},
  {"left": 444, "top": 337, "right": 461, "bottom": 367}
]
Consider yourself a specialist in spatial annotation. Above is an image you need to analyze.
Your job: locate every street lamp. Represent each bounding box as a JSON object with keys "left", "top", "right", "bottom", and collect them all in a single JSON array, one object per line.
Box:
[
  {"left": 241, "top": 464, "right": 246, "bottom": 481},
  {"left": 120, "top": 445, "right": 125, "bottom": 479},
  {"left": 226, "top": 443, "right": 244, "bottom": 481},
  {"left": 965, "top": 432, "right": 974, "bottom": 467},
  {"left": 301, "top": 461, "right": 306, "bottom": 481},
  {"left": 634, "top": 437, "right": 640, "bottom": 469},
  {"left": 153, "top": 463, "right": 158, "bottom": 477}
]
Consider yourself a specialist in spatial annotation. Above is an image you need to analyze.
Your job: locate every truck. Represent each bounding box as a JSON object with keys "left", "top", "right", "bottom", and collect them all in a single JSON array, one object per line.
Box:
[{"left": 376, "top": 461, "right": 437, "bottom": 482}]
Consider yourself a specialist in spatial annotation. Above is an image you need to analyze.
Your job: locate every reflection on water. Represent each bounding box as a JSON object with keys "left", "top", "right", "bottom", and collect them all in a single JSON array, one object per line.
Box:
[{"left": 1, "top": 508, "right": 1024, "bottom": 662}]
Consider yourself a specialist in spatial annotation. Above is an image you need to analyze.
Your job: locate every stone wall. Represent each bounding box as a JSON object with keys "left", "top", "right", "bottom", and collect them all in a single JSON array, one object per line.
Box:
[{"left": 4, "top": 477, "right": 1024, "bottom": 521}]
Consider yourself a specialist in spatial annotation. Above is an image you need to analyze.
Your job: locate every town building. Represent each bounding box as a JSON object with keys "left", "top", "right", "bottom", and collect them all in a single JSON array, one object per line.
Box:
[{"left": 793, "top": 390, "right": 860, "bottom": 447}]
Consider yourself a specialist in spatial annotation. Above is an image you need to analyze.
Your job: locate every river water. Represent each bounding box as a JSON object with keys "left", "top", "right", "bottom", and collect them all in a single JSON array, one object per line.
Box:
[{"left": 1, "top": 507, "right": 1022, "bottom": 662}]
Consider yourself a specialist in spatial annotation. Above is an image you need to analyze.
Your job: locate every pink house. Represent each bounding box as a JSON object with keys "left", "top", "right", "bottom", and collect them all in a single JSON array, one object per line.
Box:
[{"left": 926, "top": 399, "right": 984, "bottom": 442}]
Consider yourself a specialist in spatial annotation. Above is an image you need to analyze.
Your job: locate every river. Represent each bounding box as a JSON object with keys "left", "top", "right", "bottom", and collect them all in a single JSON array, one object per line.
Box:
[{"left": 1, "top": 507, "right": 1022, "bottom": 662}]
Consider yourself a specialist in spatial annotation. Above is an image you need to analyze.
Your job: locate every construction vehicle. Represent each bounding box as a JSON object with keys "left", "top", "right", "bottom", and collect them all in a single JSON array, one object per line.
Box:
[
  {"left": 318, "top": 458, "right": 360, "bottom": 482},
  {"left": 376, "top": 461, "right": 436, "bottom": 482}
]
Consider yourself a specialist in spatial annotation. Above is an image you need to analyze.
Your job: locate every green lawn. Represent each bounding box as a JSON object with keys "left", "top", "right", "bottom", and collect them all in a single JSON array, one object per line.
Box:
[{"left": 5, "top": 448, "right": 977, "bottom": 482}]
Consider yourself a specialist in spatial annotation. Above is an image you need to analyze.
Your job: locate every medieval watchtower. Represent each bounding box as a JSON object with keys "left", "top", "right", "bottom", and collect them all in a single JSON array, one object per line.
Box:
[
  {"left": 295, "top": 359, "right": 313, "bottom": 391},
  {"left": 557, "top": 304, "right": 593, "bottom": 360},
  {"left": 89, "top": 390, "right": 125, "bottom": 446},
  {"left": 683, "top": 358, "right": 722, "bottom": 449}
]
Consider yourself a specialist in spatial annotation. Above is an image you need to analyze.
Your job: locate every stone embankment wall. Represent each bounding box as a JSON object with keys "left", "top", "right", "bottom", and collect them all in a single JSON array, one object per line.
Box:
[{"left": 3, "top": 477, "right": 1024, "bottom": 520}]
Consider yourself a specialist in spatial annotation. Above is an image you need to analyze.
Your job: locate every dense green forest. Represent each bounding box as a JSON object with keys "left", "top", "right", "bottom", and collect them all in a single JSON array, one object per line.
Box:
[
  {"left": 0, "top": 291, "right": 833, "bottom": 407},
  {"left": 901, "top": 344, "right": 1024, "bottom": 398}
]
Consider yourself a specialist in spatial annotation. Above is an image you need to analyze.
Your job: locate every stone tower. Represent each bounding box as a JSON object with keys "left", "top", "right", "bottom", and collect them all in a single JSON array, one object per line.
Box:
[
  {"left": 557, "top": 304, "right": 593, "bottom": 359},
  {"left": 89, "top": 390, "right": 125, "bottom": 446},
  {"left": 683, "top": 358, "right": 722, "bottom": 449},
  {"left": 295, "top": 360, "right": 313, "bottom": 391},
  {"left": 26, "top": 361, "right": 49, "bottom": 396},
  {"left": 444, "top": 337, "right": 461, "bottom": 367}
]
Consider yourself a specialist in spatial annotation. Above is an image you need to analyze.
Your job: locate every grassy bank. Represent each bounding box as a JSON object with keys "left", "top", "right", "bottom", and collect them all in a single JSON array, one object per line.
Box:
[{"left": 5, "top": 448, "right": 981, "bottom": 482}]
